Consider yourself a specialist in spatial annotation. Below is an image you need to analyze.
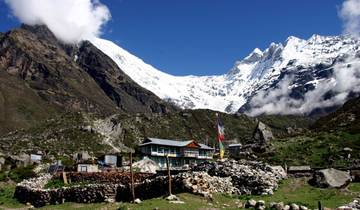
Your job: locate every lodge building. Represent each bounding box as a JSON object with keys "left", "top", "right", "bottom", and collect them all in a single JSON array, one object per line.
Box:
[{"left": 139, "top": 137, "right": 214, "bottom": 169}]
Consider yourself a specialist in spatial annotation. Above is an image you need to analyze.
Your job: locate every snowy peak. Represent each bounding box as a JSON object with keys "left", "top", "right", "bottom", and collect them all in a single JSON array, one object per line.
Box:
[
  {"left": 91, "top": 34, "right": 360, "bottom": 115},
  {"left": 243, "top": 48, "right": 263, "bottom": 63}
]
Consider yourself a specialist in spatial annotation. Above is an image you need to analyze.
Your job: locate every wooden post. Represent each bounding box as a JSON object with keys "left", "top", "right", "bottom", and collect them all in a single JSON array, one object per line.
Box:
[
  {"left": 130, "top": 152, "right": 135, "bottom": 202},
  {"left": 62, "top": 172, "right": 68, "bottom": 185},
  {"left": 318, "top": 201, "right": 322, "bottom": 210},
  {"left": 166, "top": 154, "right": 172, "bottom": 195}
]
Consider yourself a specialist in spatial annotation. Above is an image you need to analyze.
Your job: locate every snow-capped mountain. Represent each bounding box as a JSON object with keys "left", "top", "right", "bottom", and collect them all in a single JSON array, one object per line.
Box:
[{"left": 91, "top": 34, "right": 360, "bottom": 114}]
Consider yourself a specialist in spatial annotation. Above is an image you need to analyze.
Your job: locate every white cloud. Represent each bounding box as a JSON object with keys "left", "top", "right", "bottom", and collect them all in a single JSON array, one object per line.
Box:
[
  {"left": 5, "top": 0, "right": 111, "bottom": 43},
  {"left": 340, "top": 0, "right": 360, "bottom": 37},
  {"left": 246, "top": 56, "right": 360, "bottom": 116},
  {"left": 245, "top": 0, "right": 360, "bottom": 116}
]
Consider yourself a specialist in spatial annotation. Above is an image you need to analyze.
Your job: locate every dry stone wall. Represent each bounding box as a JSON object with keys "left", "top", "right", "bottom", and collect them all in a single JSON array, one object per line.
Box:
[{"left": 15, "top": 160, "right": 285, "bottom": 207}]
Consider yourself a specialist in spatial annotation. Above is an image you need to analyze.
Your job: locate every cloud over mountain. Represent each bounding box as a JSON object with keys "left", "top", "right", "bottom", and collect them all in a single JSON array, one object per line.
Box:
[
  {"left": 5, "top": 0, "right": 111, "bottom": 43},
  {"left": 340, "top": 0, "right": 360, "bottom": 37}
]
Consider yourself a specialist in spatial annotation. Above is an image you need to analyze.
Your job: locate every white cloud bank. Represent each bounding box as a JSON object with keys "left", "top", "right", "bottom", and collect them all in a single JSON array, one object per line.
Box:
[
  {"left": 340, "top": 0, "right": 360, "bottom": 37},
  {"left": 247, "top": 57, "right": 360, "bottom": 116},
  {"left": 5, "top": 0, "right": 111, "bottom": 43},
  {"left": 246, "top": 0, "right": 360, "bottom": 116}
]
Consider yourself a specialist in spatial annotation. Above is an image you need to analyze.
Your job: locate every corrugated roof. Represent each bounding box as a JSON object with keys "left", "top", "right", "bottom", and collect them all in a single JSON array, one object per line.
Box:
[
  {"left": 198, "top": 143, "right": 214, "bottom": 150},
  {"left": 228, "top": 143, "right": 242, "bottom": 147},
  {"left": 140, "top": 137, "right": 214, "bottom": 150}
]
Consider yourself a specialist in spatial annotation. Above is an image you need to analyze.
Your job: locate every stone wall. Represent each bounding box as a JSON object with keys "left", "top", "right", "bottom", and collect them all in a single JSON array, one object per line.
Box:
[
  {"left": 14, "top": 173, "right": 186, "bottom": 207},
  {"left": 54, "top": 172, "right": 155, "bottom": 184},
  {"left": 15, "top": 184, "right": 123, "bottom": 207},
  {"left": 14, "top": 160, "right": 285, "bottom": 207}
]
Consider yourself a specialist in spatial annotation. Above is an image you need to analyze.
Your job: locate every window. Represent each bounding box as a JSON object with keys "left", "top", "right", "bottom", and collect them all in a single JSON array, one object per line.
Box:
[{"left": 80, "top": 166, "right": 87, "bottom": 172}]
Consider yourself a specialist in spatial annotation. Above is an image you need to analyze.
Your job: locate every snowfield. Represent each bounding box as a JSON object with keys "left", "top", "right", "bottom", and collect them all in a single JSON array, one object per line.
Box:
[{"left": 91, "top": 35, "right": 360, "bottom": 114}]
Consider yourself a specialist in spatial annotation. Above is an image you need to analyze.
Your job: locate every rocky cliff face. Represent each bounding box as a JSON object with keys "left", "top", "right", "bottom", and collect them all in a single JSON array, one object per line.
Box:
[
  {"left": 312, "top": 96, "right": 360, "bottom": 133},
  {"left": 0, "top": 25, "right": 174, "bottom": 134}
]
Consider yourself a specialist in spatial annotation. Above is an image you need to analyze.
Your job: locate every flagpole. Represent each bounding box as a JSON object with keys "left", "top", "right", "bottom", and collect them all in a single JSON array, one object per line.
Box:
[
  {"left": 215, "top": 113, "right": 220, "bottom": 159},
  {"left": 216, "top": 113, "right": 225, "bottom": 160}
]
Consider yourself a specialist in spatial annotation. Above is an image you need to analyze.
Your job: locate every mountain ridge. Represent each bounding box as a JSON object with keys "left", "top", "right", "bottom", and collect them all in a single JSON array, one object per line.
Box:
[
  {"left": 92, "top": 34, "right": 360, "bottom": 115},
  {"left": 0, "top": 24, "right": 175, "bottom": 135}
]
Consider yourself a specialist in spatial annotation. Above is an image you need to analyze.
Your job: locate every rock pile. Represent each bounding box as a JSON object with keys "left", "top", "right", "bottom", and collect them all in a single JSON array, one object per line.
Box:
[
  {"left": 194, "top": 160, "right": 283, "bottom": 195},
  {"left": 132, "top": 157, "right": 159, "bottom": 174},
  {"left": 17, "top": 173, "right": 52, "bottom": 189},
  {"left": 180, "top": 171, "right": 236, "bottom": 197}
]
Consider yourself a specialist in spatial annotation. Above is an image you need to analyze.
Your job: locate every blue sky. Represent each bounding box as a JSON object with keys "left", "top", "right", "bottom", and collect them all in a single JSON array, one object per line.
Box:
[{"left": 0, "top": 0, "right": 344, "bottom": 76}]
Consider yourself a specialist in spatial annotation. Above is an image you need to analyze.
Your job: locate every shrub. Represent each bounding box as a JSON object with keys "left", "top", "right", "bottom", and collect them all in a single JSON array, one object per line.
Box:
[{"left": 8, "top": 165, "right": 36, "bottom": 183}]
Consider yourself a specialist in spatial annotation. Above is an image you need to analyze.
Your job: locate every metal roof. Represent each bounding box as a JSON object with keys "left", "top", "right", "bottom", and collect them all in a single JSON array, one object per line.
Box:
[
  {"left": 140, "top": 137, "right": 214, "bottom": 150},
  {"left": 198, "top": 143, "right": 214, "bottom": 150},
  {"left": 228, "top": 143, "right": 242, "bottom": 147}
]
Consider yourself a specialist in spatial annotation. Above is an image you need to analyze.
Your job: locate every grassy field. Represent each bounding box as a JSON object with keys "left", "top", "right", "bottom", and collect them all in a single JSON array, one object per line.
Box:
[
  {"left": 0, "top": 178, "right": 359, "bottom": 210},
  {"left": 261, "top": 132, "right": 360, "bottom": 168}
]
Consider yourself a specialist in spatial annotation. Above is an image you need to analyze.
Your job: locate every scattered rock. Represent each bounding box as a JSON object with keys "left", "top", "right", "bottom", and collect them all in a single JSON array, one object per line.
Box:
[
  {"left": 245, "top": 199, "right": 257, "bottom": 208},
  {"left": 237, "top": 202, "right": 244, "bottom": 208},
  {"left": 257, "top": 200, "right": 265, "bottom": 206},
  {"left": 256, "top": 200, "right": 266, "bottom": 210},
  {"left": 337, "top": 199, "right": 360, "bottom": 210},
  {"left": 169, "top": 200, "right": 185, "bottom": 204},
  {"left": 299, "top": 205, "right": 308, "bottom": 210},
  {"left": 165, "top": 194, "right": 179, "bottom": 201},
  {"left": 283, "top": 204, "right": 290, "bottom": 210},
  {"left": 311, "top": 168, "right": 351, "bottom": 188},
  {"left": 290, "top": 203, "right": 299, "bottom": 210},
  {"left": 105, "top": 198, "right": 115, "bottom": 203}
]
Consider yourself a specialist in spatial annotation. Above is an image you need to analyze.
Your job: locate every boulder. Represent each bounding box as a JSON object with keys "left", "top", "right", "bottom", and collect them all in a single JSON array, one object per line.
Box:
[
  {"left": 312, "top": 168, "right": 351, "bottom": 188},
  {"left": 299, "top": 205, "right": 308, "bottom": 210},
  {"left": 245, "top": 199, "right": 257, "bottom": 208},
  {"left": 165, "top": 194, "right": 179, "bottom": 201},
  {"left": 283, "top": 205, "right": 290, "bottom": 210},
  {"left": 271, "top": 202, "right": 284, "bottom": 210},
  {"left": 290, "top": 203, "right": 299, "bottom": 210},
  {"left": 256, "top": 200, "right": 266, "bottom": 210},
  {"left": 253, "top": 121, "right": 274, "bottom": 143},
  {"left": 350, "top": 170, "right": 360, "bottom": 182}
]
